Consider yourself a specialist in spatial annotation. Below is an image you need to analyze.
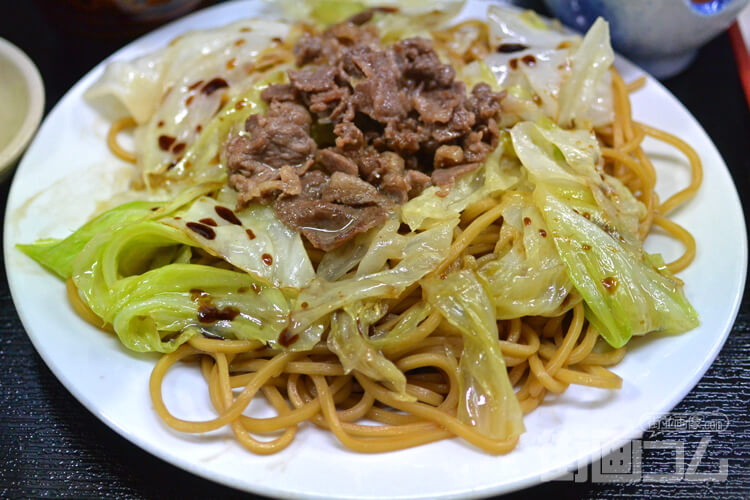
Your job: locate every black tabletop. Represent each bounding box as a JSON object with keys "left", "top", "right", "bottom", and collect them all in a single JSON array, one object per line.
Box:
[{"left": 1, "top": 2, "right": 749, "bottom": 499}]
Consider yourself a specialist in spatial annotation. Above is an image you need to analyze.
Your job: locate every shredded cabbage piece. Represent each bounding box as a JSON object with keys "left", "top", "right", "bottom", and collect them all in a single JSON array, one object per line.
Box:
[{"left": 422, "top": 270, "right": 525, "bottom": 440}]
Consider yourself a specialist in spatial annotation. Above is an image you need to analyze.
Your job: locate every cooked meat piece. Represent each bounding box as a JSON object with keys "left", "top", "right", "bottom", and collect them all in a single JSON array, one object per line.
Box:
[
  {"left": 294, "top": 34, "right": 323, "bottom": 65},
  {"left": 239, "top": 101, "right": 315, "bottom": 170},
  {"left": 341, "top": 147, "right": 383, "bottom": 183},
  {"left": 260, "top": 83, "right": 297, "bottom": 103},
  {"left": 431, "top": 163, "right": 481, "bottom": 190},
  {"left": 413, "top": 86, "right": 463, "bottom": 124},
  {"left": 405, "top": 169, "right": 432, "bottom": 197},
  {"left": 226, "top": 101, "right": 316, "bottom": 204},
  {"left": 434, "top": 145, "right": 465, "bottom": 169},
  {"left": 377, "top": 152, "right": 408, "bottom": 203},
  {"left": 321, "top": 171, "right": 387, "bottom": 206},
  {"left": 334, "top": 122, "right": 364, "bottom": 149},
  {"left": 346, "top": 8, "right": 375, "bottom": 25},
  {"left": 278, "top": 165, "right": 302, "bottom": 198},
  {"left": 350, "top": 49, "right": 409, "bottom": 122},
  {"left": 226, "top": 15, "right": 507, "bottom": 249},
  {"left": 319, "top": 148, "right": 359, "bottom": 176},
  {"left": 468, "top": 83, "right": 505, "bottom": 121},
  {"left": 309, "top": 86, "right": 350, "bottom": 115},
  {"left": 462, "top": 125, "right": 499, "bottom": 164},
  {"left": 299, "top": 169, "right": 329, "bottom": 198},
  {"left": 273, "top": 198, "right": 387, "bottom": 251},
  {"left": 382, "top": 119, "right": 424, "bottom": 155},
  {"left": 393, "top": 38, "right": 455, "bottom": 88},
  {"left": 289, "top": 66, "right": 337, "bottom": 93}
]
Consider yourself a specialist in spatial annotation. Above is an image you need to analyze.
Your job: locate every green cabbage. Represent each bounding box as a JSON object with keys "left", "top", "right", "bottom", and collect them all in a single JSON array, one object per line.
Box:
[
  {"left": 536, "top": 186, "right": 698, "bottom": 348},
  {"left": 477, "top": 192, "right": 572, "bottom": 319},
  {"left": 422, "top": 270, "right": 524, "bottom": 441},
  {"left": 163, "top": 188, "right": 315, "bottom": 289},
  {"left": 485, "top": 6, "right": 614, "bottom": 128},
  {"left": 70, "top": 217, "right": 291, "bottom": 353},
  {"left": 328, "top": 309, "right": 409, "bottom": 398},
  {"left": 19, "top": 186, "right": 295, "bottom": 353},
  {"left": 509, "top": 120, "right": 698, "bottom": 348},
  {"left": 402, "top": 147, "right": 522, "bottom": 230},
  {"left": 557, "top": 18, "right": 614, "bottom": 129},
  {"left": 17, "top": 200, "right": 161, "bottom": 279},
  {"left": 288, "top": 218, "right": 456, "bottom": 346}
]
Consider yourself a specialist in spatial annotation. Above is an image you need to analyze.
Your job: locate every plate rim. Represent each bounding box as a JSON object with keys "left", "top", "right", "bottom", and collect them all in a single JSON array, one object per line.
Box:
[{"left": 4, "top": 1, "right": 747, "bottom": 498}]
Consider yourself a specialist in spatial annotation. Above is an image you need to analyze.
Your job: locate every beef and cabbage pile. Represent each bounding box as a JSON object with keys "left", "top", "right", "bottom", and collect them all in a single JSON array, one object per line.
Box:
[{"left": 226, "top": 12, "right": 505, "bottom": 250}]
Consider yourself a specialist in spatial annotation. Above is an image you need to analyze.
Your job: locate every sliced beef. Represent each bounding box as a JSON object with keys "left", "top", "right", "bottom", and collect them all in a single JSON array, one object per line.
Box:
[
  {"left": 322, "top": 171, "right": 388, "bottom": 206},
  {"left": 405, "top": 169, "right": 432, "bottom": 197},
  {"left": 273, "top": 170, "right": 388, "bottom": 251},
  {"left": 393, "top": 38, "right": 455, "bottom": 88},
  {"left": 413, "top": 86, "right": 464, "bottom": 124},
  {"left": 226, "top": 101, "right": 316, "bottom": 204},
  {"left": 274, "top": 199, "right": 387, "bottom": 252},
  {"left": 228, "top": 101, "right": 315, "bottom": 174},
  {"left": 434, "top": 144, "right": 465, "bottom": 169},
  {"left": 431, "top": 163, "right": 481, "bottom": 191},
  {"left": 288, "top": 66, "right": 337, "bottom": 93},
  {"left": 225, "top": 14, "right": 506, "bottom": 250},
  {"left": 468, "top": 82, "right": 504, "bottom": 121},
  {"left": 350, "top": 49, "right": 409, "bottom": 122},
  {"left": 260, "top": 83, "right": 296, "bottom": 103},
  {"left": 318, "top": 148, "right": 358, "bottom": 176},
  {"left": 334, "top": 122, "right": 364, "bottom": 149}
]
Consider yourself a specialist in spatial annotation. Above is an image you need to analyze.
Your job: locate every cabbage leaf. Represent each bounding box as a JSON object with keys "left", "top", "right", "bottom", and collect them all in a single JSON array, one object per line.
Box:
[
  {"left": 422, "top": 270, "right": 524, "bottom": 440},
  {"left": 477, "top": 192, "right": 572, "bottom": 318},
  {"left": 162, "top": 191, "right": 315, "bottom": 289},
  {"left": 288, "top": 219, "right": 456, "bottom": 346},
  {"left": 402, "top": 148, "right": 521, "bottom": 230}
]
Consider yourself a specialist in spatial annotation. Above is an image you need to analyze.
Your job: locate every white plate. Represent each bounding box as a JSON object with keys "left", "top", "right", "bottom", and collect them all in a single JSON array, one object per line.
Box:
[{"left": 4, "top": 1, "right": 747, "bottom": 498}]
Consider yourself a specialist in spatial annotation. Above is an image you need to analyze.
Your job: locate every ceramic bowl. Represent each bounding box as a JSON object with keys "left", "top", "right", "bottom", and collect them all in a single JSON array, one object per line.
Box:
[
  {"left": 544, "top": 0, "right": 750, "bottom": 78},
  {"left": 0, "top": 38, "right": 44, "bottom": 180}
]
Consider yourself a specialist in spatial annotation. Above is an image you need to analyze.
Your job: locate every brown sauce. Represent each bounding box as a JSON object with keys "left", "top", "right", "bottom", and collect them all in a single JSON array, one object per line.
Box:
[
  {"left": 601, "top": 276, "right": 618, "bottom": 293},
  {"left": 202, "top": 77, "right": 229, "bottom": 96},
  {"left": 278, "top": 329, "right": 300, "bottom": 347},
  {"left": 198, "top": 304, "right": 240, "bottom": 323},
  {"left": 215, "top": 205, "right": 242, "bottom": 225},
  {"left": 186, "top": 221, "right": 216, "bottom": 240},
  {"left": 158, "top": 135, "right": 176, "bottom": 151},
  {"left": 497, "top": 43, "right": 528, "bottom": 53}
]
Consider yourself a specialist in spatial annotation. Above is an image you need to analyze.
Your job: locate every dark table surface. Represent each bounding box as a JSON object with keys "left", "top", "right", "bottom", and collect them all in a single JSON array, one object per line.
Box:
[{"left": 2, "top": 2, "right": 749, "bottom": 499}]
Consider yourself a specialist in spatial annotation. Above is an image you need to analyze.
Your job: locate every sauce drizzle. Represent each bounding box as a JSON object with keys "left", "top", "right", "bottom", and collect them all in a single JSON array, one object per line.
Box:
[
  {"left": 215, "top": 205, "right": 242, "bottom": 225},
  {"left": 158, "top": 135, "right": 176, "bottom": 151},
  {"left": 186, "top": 222, "right": 216, "bottom": 240},
  {"left": 202, "top": 78, "right": 229, "bottom": 95},
  {"left": 278, "top": 329, "right": 300, "bottom": 347},
  {"left": 198, "top": 304, "right": 240, "bottom": 323},
  {"left": 601, "top": 276, "right": 618, "bottom": 293},
  {"left": 497, "top": 43, "right": 528, "bottom": 53}
]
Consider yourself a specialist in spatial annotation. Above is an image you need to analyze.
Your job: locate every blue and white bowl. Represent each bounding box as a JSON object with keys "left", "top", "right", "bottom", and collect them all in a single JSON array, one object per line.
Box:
[{"left": 543, "top": 0, "right": 749, "bottom": 78}]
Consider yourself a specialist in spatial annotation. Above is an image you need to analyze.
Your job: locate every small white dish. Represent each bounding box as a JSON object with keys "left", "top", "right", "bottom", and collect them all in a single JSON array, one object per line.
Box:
[{"left": 0, "top": 37, "right": 44, "bottom": 179}]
